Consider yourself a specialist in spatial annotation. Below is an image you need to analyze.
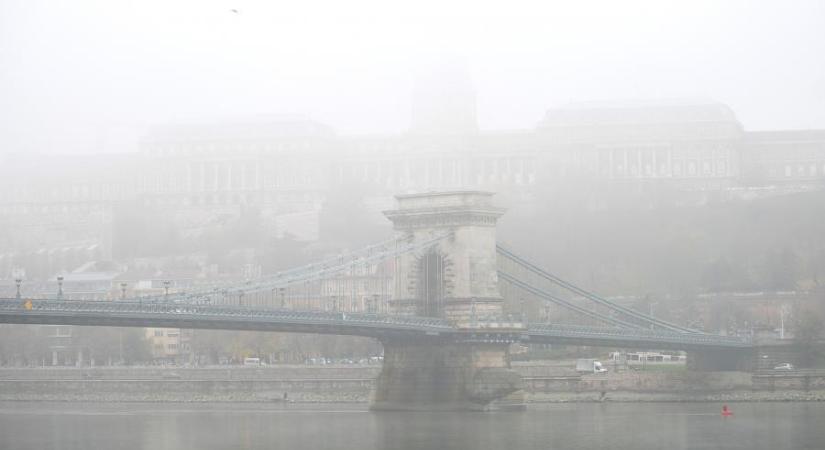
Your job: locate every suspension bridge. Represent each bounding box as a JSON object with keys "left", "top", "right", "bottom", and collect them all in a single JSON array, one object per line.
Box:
[{"left": 0, "top": 191, "right": 753, "bottom": 410}]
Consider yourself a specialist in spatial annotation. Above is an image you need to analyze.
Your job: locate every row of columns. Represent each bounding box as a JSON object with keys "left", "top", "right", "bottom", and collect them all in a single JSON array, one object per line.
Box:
[
  {"left": 142, "top": 155, "right": 539, "bottom": 196},
  {"left": 597, "top": 147, "right": 732, "bottom": 179},
  {"left": 336, "top": 156, "right": 536, "bottom": 188}
]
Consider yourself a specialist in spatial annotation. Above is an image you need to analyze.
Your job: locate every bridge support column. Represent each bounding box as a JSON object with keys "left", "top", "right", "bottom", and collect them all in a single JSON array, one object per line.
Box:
[
  {"left": 371, "top": 338, "right": 525, "bottom": 411},
  {"left": 687, "top": 348, "right": 755, "bottom": 372}
]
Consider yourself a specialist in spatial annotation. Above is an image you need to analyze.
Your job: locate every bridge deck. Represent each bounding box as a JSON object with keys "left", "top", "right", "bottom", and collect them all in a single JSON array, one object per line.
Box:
[{"left": 0, "top": 298, "right": 751, "bottom": 350}]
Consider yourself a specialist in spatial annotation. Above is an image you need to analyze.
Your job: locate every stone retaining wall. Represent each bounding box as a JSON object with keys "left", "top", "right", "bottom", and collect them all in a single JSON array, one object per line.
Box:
[
  {"left": 0, "top": 366, "right": 380, "bottom": 381},
  {"left": 0, "top": 379, "right": 373, "bottom": 402},
  {"left": 2, "top": 366, "right": 825, "bottom": 403}
]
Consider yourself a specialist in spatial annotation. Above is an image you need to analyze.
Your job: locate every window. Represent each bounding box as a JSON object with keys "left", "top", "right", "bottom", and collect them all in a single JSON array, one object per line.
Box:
[{"left": 154, "top": 330, "right": 163, "bottom": 337}]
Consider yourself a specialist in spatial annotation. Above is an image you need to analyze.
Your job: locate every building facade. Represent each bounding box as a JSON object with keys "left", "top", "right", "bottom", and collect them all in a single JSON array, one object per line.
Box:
[{"left": 1, "top": 100, "right": 823, "bottom": 280}]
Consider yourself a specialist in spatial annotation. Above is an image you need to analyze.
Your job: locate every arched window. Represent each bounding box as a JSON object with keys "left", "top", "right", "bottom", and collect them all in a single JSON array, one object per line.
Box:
[{"left": 417, "top": 251, "right": 446, "bottom": 318}]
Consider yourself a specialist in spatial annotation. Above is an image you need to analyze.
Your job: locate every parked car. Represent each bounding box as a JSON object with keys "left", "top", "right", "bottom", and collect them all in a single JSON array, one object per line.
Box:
[{"left": 773, "top": 363, "right": 794, "bottom": 370}]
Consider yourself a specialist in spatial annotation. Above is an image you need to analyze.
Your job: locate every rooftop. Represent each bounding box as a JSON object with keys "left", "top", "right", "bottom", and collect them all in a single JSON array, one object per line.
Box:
[
  {"left": 744, "top": 129, "right": 825, "bottom": 143},
  {"left": 540, "top": 99, "right": 740, "bottom": 127}
]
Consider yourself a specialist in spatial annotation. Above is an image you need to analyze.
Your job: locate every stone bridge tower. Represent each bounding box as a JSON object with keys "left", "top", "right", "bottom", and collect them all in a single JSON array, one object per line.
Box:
[
  {"left": 372, "top": 191, "right": 524, "bottom": 411},
  {"left": 383, "top": 191, "right": 505, "bottom": 323}
]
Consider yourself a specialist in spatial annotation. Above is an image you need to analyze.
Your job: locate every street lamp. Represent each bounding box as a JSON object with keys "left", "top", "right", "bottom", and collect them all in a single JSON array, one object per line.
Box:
[
  {"left": 57, "top": 276, "right": 64, "bottom": 299},
  {"left": 163, "top": 280, "right": 171, "bottom": 299},
  {"left": 779, "top": 304, "right": 790, "bottom": 339},
  {"left": 118, "top": 281, "right": 126, "bottom": 364},
  {"left": 14, "top": 278, "right": 22, "bottom": 300}
]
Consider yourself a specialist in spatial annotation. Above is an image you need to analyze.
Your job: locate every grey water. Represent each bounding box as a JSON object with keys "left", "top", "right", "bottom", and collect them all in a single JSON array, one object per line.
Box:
[{"left": 1, "top": 401, "right": 823, "bottom": 450}]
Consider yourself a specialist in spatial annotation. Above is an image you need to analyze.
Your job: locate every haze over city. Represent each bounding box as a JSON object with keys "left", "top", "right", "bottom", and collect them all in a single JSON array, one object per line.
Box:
[
  {"left": 2, "top": 0, "right": 824, "bottom": 155},
  {"left": 1, "top": 1, "right": 825, "bottom": 450}
]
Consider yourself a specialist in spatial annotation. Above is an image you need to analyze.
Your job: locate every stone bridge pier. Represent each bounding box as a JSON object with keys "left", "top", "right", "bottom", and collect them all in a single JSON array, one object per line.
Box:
[{"left": 371, "top": 192, "right": 525, "bottom": 411}]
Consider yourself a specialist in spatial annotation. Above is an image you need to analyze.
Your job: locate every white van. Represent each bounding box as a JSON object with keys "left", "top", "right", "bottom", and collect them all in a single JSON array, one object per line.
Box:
[{"left": 243, "top": 357, "right": 261, "bottom": 366}]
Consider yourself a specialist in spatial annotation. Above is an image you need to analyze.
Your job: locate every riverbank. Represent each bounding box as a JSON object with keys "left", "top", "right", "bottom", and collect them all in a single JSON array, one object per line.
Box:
[{"left": 2, "top": 364, "right": 824, "bottom": 403}]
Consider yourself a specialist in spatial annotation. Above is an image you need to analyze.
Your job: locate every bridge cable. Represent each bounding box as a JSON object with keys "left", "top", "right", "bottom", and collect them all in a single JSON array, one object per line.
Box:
[
  {"left": 497, "top": 271, "right": 639, "bottom": 329},
  {"left": 496, "top": 245, "right": 700, "bottom": 334},
  {"left": 141, "top": 232, "right": 453, "bottom": 303}
]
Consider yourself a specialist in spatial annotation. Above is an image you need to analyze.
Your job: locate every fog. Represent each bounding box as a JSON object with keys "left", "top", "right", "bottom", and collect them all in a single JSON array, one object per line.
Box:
[
  {"left": 1, "top": 1, "right": 825, "bottom": 448},
  {"left": 2, "top": 0, "right": 824, "bottom": 154}
]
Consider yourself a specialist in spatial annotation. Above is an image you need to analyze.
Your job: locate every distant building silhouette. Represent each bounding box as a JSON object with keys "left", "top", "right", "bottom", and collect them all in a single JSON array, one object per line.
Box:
[{"left": 0, "top": 93, "right": 823, "bottom": 279}]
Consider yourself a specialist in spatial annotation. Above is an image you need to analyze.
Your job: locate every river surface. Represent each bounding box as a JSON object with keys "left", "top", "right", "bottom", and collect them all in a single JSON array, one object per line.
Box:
[{"left": 1, "top": 401, "right": 823, "bottom": 450}]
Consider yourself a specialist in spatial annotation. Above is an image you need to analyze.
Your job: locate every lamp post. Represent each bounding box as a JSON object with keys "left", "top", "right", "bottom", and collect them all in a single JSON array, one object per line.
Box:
[
  {"left": 163, "top": 280, "right": 171, "bottom": 300},
  {"left": 14, "top": 278, "right": 22, "bottom": 300},
  {"left": 779, "top": 304, "right": 790, "bottom": 339},
  {"left": 57, "top": 276, "right": 64, "bottom": 300},
  {"left": 117, "top": 284, "right": 125, "bottom": 363}
]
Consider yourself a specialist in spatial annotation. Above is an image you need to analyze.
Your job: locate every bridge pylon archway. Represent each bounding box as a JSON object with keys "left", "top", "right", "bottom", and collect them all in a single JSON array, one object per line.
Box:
[
  {"left": 383, "top": 191, "right": 505, "bottom": 324},
  {"left": 373, "top": 191, "right": 524, "bottom": 411}
]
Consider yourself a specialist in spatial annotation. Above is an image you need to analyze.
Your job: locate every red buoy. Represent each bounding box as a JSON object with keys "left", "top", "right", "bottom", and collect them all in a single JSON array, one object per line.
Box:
[{"left": 721, "top": 404, "right": 733, "bottom": 417}]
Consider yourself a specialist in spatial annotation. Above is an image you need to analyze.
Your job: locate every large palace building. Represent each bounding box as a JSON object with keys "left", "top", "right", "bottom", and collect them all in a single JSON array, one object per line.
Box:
[{"left": 1, "top": 85, "right": 824, "bottom": 280}]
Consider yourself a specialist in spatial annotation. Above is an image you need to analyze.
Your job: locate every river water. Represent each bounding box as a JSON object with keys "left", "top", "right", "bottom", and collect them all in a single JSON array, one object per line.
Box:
[{"left": 1, "top": 401, "right": 823, "bottom": 450}]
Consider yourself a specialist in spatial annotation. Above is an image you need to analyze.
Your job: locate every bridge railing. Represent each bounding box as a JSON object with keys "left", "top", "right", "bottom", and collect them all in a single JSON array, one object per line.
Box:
[
  {"left": 0, "top": 298, "right": 454, "bottom": 332},
  {"left": 528, "top": 323, "right": 752, "bottom": 347},
  {"left": 1, "top": 298, "right": 753, "bottom": 348}
]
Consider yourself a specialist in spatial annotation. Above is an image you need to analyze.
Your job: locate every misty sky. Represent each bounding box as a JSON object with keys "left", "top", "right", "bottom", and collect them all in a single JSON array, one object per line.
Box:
[{"left": 1, "top": 0, "right": 824, "bottom": 154}]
